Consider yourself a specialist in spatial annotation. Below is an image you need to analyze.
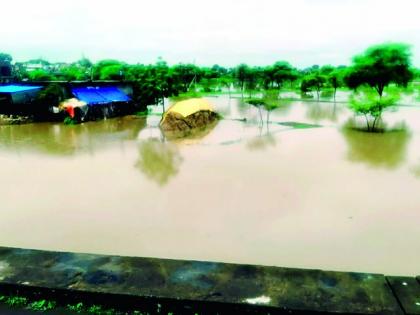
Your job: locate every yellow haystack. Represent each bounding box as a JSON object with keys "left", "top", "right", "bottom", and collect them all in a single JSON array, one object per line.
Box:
[{"left": 161, "top": 98, "right": 214, "bottom": 123}]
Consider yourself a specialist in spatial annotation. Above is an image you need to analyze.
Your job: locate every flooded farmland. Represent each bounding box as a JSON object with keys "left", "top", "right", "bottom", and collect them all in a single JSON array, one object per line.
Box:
[{"left": 1, "top": 95, "right": 420, "bottom": 276}]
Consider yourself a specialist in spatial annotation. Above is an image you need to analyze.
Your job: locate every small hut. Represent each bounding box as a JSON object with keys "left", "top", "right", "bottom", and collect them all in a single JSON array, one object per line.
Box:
[
  {"left": 69, "top": 86, "right": 133, "bottom": 121},
  {"left": 0, "top": 85, "right": 42, "bottom": 115}
]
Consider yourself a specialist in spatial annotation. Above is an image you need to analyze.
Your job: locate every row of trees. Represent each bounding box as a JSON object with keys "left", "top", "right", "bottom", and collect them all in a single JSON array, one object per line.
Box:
[
  {"left": 1, "top": 43, "right": 418, "bottom": 131},
  {"left": 2, "top": 47, "right": 419, "bottom": 97},
  {"left": 238, "top": 43, "right": 416, "bottom": 132}
]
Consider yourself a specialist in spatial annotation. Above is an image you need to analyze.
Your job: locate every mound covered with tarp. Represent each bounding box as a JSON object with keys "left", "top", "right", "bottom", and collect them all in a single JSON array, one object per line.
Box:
[
  {"left": 160, "top": 98, "right": 219, "bottom": 137},
  {"left": 59, "top": 98, "right": 88, "bottom": 119}
]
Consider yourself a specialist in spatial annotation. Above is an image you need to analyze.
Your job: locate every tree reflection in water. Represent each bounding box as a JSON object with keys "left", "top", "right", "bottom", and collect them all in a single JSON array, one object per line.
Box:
[
  {"left": 246, "top": 118, "right": 277, "bottom": 151},
  {"left": 305, "top": 102, "right": 342, "bottom": 123},
  {"left": 410, "top": 160, "right": 420, "bottom": 178},
  {"left": 246, "top": 133, "right": 276, "bottom": 151},
  {"left": 0, "top": 116, "right": 146, "bottom": 156},
  {"left": 342, "top": 127, "right": 411, "bottom": 169},
  {"left": 136, "top": 138, "right": 182, "bottom": 186}
]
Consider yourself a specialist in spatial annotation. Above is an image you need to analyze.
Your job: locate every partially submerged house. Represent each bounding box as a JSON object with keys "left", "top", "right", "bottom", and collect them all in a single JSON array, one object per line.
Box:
[
  {"left": 0, "top": 84, "right": 42, "bottom": 115},
  {"left": 67, "top": 85, "right": 134, "bottom": 121},
  {"left": 0, "top": 82, "right": 141, "bottom": 122}
]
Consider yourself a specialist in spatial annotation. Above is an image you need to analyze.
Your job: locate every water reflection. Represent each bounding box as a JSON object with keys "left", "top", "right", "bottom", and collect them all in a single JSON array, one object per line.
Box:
[
  {"left": 246, "top": 133, "right": 276, "bottom": 151},
  {"left": 410, "top": 160, "right": 420, "bottom": 178},
  {"left": 271, "top": 98, "right": 294, "bottom": 116},
  {"left": 0, "top": 116, "right": 146, "bottom": 156},
  {"left": 236, "top": 99, "right": 251, "bottom": 117},
  {"left": 161, "top": 120, "right": 219, "bottom": 144},
  {"left": 247, "top": 98, "right": 294, "bottom": 126},
  {"left": 3, "top": 95, "right": 420, "bottom": 276},
  {"left": 136, "top": 139, "right": 182, "bottom": 186},
  {"left": 246, "top": 116, "right": 277, "bottom": 151},
  {"left": 341, "top": 128, "right": 411, "bottom": 169},
  {"left": 305, "top": 102, "right": 342, "bottom": 123}
]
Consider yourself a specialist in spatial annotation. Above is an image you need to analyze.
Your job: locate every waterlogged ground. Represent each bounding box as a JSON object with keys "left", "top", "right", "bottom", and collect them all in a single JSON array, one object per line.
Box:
[{"left": 1, "top": 95, "right": 420, "bottom": 276}]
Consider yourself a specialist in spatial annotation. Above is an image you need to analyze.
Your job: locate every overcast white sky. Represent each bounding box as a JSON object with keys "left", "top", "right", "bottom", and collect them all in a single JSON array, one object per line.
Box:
[{"left": 1, "top": 0, "right": 419, "bottom": 67}]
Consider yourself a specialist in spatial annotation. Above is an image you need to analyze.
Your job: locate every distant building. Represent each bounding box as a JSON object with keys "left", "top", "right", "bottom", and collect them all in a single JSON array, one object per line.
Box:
[{"left": 15, "top": 60, "right": 53, "bottom": 73}]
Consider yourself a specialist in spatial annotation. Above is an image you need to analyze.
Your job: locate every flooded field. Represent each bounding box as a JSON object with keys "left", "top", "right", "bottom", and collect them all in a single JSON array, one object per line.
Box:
[{"left": 1, "top": 95, "right": 420, "bottom": 276}]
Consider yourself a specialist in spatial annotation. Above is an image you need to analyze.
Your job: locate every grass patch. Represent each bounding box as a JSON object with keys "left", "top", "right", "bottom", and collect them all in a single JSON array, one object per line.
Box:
[
  {"left": 0, "top": 295, "right": 28, "bottom": 307},
  {"left": 0, "top": 294, "right": 138, "bottom": 314},
  {"left": 0, "top": 295, "right": 56, "bottom": 312},
  {"left": 29, "top": 299, "right": 57, "bottom": 312},
  {"left": 277, "top": 121, "right": 322, "bottom": 129},
  {"left": 63, "top": 117, "right": 78, "bottom": 125},
  {"left": 135, "top": 108, "right": 151, "bottom": 117},
  {"left": 0, "top": 293, "right": 205, "bottom": 315}
]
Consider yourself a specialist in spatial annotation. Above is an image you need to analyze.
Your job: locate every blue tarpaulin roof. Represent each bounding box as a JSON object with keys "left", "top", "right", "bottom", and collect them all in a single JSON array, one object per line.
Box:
[
  {"left": 0, "top": 85, "right": 42, "bottom": 93},
  {"left": 71, "top": 86, "right": 131, "bottom": 105}
]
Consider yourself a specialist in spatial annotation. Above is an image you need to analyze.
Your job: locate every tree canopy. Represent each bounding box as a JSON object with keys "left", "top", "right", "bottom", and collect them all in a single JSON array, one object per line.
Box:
[
  {"left": 266, "top": 61, "right": 298, "bottom": 89},
  {"left": 345, "top": 43, "right": 413, "bottom": 97},
  {"left": 0, "top": 52, "right": 12, "bottom": 64},
  {"left": 2, "top": 42, "right": 417, "bottom": 113},
  {"left": 28, "top": 69, "right": 57, "bottom": 81},
  {"left": 300, "top": 72, "right": 326, "bottom": 99}
]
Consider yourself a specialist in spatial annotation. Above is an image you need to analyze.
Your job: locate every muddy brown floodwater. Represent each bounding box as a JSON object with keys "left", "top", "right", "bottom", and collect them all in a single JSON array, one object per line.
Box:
[{"left": 0, "top": 95, "right": 420, "bottom": 276}]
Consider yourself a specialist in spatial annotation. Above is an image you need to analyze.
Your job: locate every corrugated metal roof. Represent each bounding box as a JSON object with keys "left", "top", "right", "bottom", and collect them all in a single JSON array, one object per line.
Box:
[
  {"left": 0, "top": 85, "right": 42, "bottom": 93},
  {"left": 72, "top": 86, "right": 131, "bottom": 105}
]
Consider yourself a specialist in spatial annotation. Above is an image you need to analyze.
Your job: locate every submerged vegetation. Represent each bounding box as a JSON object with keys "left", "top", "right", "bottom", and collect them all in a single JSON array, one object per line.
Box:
[
  {"left": 344, "top": 43, "right": 413, "bottom": 131},
  {"left": 348, "top": 89, "right": 400, "bottom": 132},
  {"left": 1, "top": 42, "right": 418, "bottom": 132}
]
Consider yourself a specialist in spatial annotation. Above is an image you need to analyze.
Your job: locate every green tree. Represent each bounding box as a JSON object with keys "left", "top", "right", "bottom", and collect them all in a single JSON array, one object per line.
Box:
[
  {"left": 348, "top": 89, "right": 400, "bottom": 132},
  {"left": 244, "top": 67, "right": 263, "bottom": 98},
  {"left": 60, "top": 65, "right": 88, "bottom": 81},
  {"left": 320, "top": 65, "right": 345, "bottom": 101},
  {"left": 171, "top": 63, "right": 199, "bottom": 92},
  {"left": 300, "top": 72, "right": 326, "bottom": 100},
  {"left": 345, "top": 43, "right": 413, "bottom": 97},
  {"left": 269, "top": 61, "right": 298, "bottom": 89},
  {"left": 219, "top": 76, "right": 234, "bottom": 97},
  {"left": 36, "top": 83, "right": 64, "bottom": 106},
  {"left": 414, "top": 68, "right": 420, "bottom": 80},
  {"left": 235, "top": 63, "right": 249, "bottom": 98},
  {"left": 99, "top": 65, "right": 125, "bottom": 80},
  {"left": 92, "top": 60, "right": 126, "bottom": 80},
  {"left": 344, "top": 43, "right": 413, "bottom": 132},
  {"left": 131, "top": 64, "right": 163, "bottom": 109},
  {"left": 154, "top": 59, "right": 174, "bottom": 111},
  {"left": 28, "top": 69, "right": 56, "bottom": 81},
  {"left": 328, "top": 68, "right": 345, "bottom": 101},
  {"left": 0, "top": 52, "right": 12, "bottom": 63},
  {"left": 13, "top": 63, "right": 29, "bottom": 80},
  {"left": 210, "top": 64, "right": 228, "bottom": 78},
  {"left": 130, "top": 60, "right": 180, "bottom": 112}
]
